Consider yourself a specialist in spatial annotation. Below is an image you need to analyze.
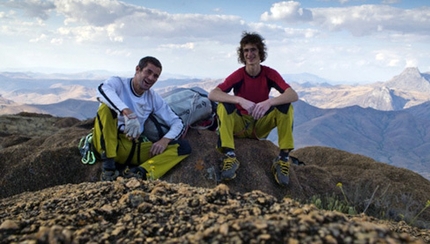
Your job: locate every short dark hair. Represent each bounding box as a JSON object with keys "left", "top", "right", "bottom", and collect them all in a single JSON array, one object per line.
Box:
[
  {"left": 237, "top": 31, "right": 267, "bottom": 64},
  {"left": 138, "top": 56, "right": 162, "bottom": 70}
]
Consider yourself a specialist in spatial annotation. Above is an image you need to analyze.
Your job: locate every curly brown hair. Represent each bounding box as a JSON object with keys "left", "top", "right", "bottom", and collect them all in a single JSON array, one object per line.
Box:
[{"left": 237, "top": 31, "right": 267, "bottom": 64}]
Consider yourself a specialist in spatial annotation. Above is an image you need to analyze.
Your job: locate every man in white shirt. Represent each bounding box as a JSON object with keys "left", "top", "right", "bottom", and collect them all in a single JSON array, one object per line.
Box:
[{"left": 92, "top": 56, "right": 191, "bottom": 181}]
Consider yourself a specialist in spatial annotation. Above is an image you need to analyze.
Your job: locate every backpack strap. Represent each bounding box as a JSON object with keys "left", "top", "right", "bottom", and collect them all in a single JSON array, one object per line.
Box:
[
  {"left": 147, "top": 113, "right": 170, "bottom": 140},
  {"left": 124, "top": 140, "right": 137, "bottom": 166}
]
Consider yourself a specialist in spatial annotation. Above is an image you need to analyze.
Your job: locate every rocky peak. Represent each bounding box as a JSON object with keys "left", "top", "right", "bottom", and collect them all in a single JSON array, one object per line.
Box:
[
  {"left": 385, "top": 67, "right": 430, "bottom": 92},
  {"left": 400, "top": 67, "right": 421, "bottom": 76}
]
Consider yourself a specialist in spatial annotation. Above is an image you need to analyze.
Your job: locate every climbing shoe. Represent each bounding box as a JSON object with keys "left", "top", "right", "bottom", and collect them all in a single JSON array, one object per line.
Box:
[
  {"left": 122, "top": 166, "right": 147, "bottom": 180},
  {"left": 272, "top": 156, "right": 291, "bottom": 187},
  {"left": 100, "top": 169, "right": 119, "bottom": 181},
  {"left": 220, "top": 152, "right": 240, "bottom": 181}
]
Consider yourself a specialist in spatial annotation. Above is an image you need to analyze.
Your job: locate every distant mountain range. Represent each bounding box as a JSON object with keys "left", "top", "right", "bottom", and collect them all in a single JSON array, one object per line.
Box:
[
  {"left": 0, "top": 67, "right": 429, "bottom": 180},
  {"left": 1, "top": 67, "right": 429, "bottom": 110},
  {"left": 268, "top": 100, "right": 430, "bottom": 180},
  {"left": 294, "top": 67, "right": 430, "bottom": 110}
]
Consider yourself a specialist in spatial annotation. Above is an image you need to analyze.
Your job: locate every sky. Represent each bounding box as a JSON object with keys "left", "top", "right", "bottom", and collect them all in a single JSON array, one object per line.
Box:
[{"left": 0, "top": 0, "right": 429, "bottom": 83}]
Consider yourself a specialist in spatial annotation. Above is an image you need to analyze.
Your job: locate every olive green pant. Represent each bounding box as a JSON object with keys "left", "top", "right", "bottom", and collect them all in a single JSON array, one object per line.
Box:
[
  {"left": 92, "top": 104, "right": 191, "bottom": 179},
  {"left": 216, "top": 102, "right": 294, "bottom": 151}
]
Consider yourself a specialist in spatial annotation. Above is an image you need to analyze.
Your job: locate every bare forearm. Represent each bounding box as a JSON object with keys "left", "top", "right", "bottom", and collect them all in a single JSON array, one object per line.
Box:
[
  {"left": 208, "top": 87, "right": 241, "bottom": 104},
  {"left": 268, "top": 88, "right": 298, "bottom": 106}
]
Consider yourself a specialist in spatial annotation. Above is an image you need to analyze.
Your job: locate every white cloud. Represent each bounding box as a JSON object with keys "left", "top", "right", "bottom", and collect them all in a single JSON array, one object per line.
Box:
[
  {"left": 41, "top": 0, "right": 245, "bottom": 44},
  {"left": 405, "top": 58, "right": 418, "bottom": 68},
  {"left": 382, "top": 0, "right": 400, "bottom": 4},
  {"left": 50, "top": 38, "right": 63, "bottom": 45},
  {"left": 248, "top": 22, "right": 320, "bottom": 41},
  {"left": 7, "top": 0, "right": 428, "bottom": 43},
  {"left": 53, "top": 0, "right": 137, "bottom": 26},
  {"left": 159, "top": 43, "right": 195, "bottom": 50},
  {"left": 0, "top": 0, "right": 429, "bottom": 83},
  {"left": 261, "top": 2, "right": 430, "bottom": 37},
  {"left": 29, "top": 33, "right": 47, "bottom": 42},
  {"left": 261, "top": 1, "right": 313, "bottom": 22},
  {"left": 374, "top": 51, "right": 401, "bottom": 67},
  {"left": 0, "top": 0, "right": 55, "bottom": 20}
]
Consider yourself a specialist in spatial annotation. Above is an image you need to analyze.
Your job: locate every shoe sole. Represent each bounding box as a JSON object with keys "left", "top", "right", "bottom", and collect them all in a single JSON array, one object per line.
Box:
[
  {"left": 274, "top": 177, "right": 289, "bottom": 187},
  {"left": 100, "top": 170, "right": 120, "bottom": 181},
  {"left": 220, "top": 173, "right": 236, "bottom": 181},
  {"left": 272, "top": 165, "right": 289, "bottom": 187}
]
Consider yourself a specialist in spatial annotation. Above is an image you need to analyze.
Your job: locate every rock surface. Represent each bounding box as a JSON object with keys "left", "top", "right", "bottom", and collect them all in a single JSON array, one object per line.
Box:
[
  {"left": 0, "top": 113, "right": 430, "bottom": 243},
  {"left": 0, "top": 179, "right": 429, "bottom": 243}
]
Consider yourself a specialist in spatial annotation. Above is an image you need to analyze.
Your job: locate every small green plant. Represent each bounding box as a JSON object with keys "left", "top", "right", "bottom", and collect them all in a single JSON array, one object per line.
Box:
[
  {"left": 302, "top": 182, "right": 429, "bottom": 228},
  {"left": 308, "top": 183, "right": 357, "bottom": 216},
  {"left": 309, "top": 193, "right": 353, "bottom": 214},
  {"left": 336, "top": 182, "right": 350, "bottom": 205},
  {"left": 409, "top": 200, "right": 430, "bottom": 225}
]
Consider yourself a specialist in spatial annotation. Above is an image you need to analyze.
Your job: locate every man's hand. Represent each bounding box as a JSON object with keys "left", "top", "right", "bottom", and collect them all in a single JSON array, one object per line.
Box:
[
  {"left": 124, "top": 113, "right": 140, "bottom": 139},
  {"left": 251, "top": 100, "right": 271, "bottom": 120},
  {"left": 238, "top": 97, "right": 256, "bottom": 114},
  {"left": 150, "top": 137, "right": 170, "bottom": 157}
]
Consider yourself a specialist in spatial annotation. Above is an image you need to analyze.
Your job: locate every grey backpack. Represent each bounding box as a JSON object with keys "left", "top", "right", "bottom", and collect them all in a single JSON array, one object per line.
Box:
[{"left": 143, "top": 87, "right": 217, "bottom": 142}]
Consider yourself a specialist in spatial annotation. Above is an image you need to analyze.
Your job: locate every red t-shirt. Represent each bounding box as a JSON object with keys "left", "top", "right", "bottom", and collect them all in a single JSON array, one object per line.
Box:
[{"left": 217, "top": 65, "right": 290, "bottom": 114}]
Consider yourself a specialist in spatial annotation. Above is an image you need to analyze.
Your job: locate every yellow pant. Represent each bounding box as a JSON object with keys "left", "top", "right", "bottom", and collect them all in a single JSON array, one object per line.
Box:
[
  {"left": 216, "top": 102, "right": 294, "bottom": 151},
  {"left": 92, "top": 104, "right": 191, "bottom": 179}
]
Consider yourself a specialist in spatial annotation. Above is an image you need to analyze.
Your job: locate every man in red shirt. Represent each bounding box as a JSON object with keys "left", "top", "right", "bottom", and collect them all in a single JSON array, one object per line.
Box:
[{"left": 208, "top": 32, "right": 298, "bottom": 187}]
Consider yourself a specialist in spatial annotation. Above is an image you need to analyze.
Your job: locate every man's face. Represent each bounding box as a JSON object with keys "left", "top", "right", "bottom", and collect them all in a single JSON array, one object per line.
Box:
[
  {"left": 242, "top": 44, "right": 260, "bottom": 65},
  {"left": 134, "top": 63, "right": 161, "bottom": 92}
]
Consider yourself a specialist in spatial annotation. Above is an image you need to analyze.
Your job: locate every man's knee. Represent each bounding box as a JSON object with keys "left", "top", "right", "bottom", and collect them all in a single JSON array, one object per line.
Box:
[
  {"left": 175, "top": 139, "right": 192, "bottom": 155},
  {"left": 218, "top": 102, "right": 237, "bottom": 114},
  {"left": 275, "top": 103, "right": 291, "bottom": 114},
  {"left": 97, "top": 104, "right": 117, "bottom": 121}
]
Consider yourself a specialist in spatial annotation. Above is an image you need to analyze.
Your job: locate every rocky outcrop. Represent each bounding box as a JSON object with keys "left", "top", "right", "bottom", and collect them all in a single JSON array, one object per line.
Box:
[
  {"left": 0, "top": 113, "right": 429, "bottom": 243},
  {"left": 1, "top": 179, "right": 428, "bottom": 243}
]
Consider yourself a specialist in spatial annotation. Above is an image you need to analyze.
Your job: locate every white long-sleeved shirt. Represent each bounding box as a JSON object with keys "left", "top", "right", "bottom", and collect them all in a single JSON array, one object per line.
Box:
[{"left": 96, "top": 76, "right": 184, "bottom": 140}]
